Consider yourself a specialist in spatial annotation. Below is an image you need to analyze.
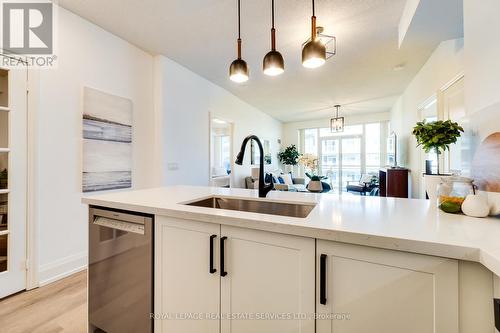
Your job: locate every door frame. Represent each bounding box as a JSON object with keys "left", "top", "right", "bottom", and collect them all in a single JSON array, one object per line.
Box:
[
  {"left": 0, "top": 52, "right": 36, "bottom": 295},
  {"left": 26, "top": 67, "right": 38, "bottom": 289},
  {"left": 208, "top": 112, "right": 234, "bottom": 188}
]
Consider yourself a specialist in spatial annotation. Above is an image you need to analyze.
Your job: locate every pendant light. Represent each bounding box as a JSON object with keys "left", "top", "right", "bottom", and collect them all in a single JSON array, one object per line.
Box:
[
  {"left": 263, "top": 0, "right": 284, "bottom": 76},
  {"left": 302, "top": 0, "right": 326, "bottom": 69},
  {"left": 229, "top": 0, "right": 249, "bottom": 83},
  {"left": 330, "top": 105, "right": 344, "bottom": 133}
]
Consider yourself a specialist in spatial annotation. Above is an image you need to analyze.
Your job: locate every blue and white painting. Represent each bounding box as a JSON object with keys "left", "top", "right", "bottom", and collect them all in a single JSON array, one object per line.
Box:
[{"left": 82, "top": 87, "right": 132, "bottom": 192}]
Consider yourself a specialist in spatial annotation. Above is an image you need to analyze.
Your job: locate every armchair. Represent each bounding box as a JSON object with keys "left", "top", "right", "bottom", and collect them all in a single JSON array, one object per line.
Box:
[{"left": 346, "top": 174, "right": 378, "bottom": 195}]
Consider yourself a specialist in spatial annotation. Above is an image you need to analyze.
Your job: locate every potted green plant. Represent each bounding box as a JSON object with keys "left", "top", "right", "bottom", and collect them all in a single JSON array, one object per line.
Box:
[
  {"left": 412, "top": 120, "right": 464, "bottom": 201},
  {"left": 298, "top": 154, "right": 325, "bottom": 192},
  {"left": 277, "top": 145, "right": 301, "bottom": 172}
]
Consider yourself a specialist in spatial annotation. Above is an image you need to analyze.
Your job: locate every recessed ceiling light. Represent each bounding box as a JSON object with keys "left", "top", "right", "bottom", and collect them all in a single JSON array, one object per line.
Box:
[{"left": 393, "top": 64, "right": 406, "bottom": 71}]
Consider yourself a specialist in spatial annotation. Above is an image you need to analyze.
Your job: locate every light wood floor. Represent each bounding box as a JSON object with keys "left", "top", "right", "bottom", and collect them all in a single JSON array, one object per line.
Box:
[{"left": 0, "top": 270, "right": 87, "bottom": 333}]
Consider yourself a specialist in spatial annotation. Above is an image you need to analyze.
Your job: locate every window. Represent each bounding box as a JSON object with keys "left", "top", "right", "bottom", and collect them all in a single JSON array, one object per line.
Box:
[
  {"left": 299, "top": 121, "right": 387, "bottom": 191},
  {"left": 210, "top": 118, "right": 233, "bottom": 187},
  {"left": 424, "top": 116, "right": 438, "bottom": 174},
  {"left": 319, "top": 125, "right": 363, "bottom": 137},
  {"left": 304, "top": 129, "right": 318, "bottom": 155},
  {"left": 419, "top": 97, "right": 438, "bottom": 175}
]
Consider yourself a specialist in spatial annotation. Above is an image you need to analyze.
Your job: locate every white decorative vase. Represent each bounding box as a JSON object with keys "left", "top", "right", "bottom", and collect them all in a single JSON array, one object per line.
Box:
[
  {"left": 308, "top": 180, "right": 323, "bottom": 193},
  {"left": 424, "top": 175, "right": 450, "bottom": 203},
  {"left": 462, "top": 194, "right": 490, "bottom": 218}
]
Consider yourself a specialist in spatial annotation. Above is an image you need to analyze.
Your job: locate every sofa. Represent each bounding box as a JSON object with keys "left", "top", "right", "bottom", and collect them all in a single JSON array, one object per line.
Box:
[{"left": 245, "top": 173, "right": 306, "bottom": 192}]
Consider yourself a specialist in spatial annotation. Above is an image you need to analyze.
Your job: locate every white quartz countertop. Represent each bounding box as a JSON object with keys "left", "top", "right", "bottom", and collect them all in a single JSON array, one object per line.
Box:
[{"left": 82, "top": 186, "right": 500, "bottom": 276}]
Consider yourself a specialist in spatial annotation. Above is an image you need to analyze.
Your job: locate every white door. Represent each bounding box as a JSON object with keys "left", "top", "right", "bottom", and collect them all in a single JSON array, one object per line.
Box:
[
  {"left": 316, "top": 240, "right": 458, "bottom": 333},
  {"left": 154, "top": 216, "right": 220, "bottom": 333},
  {"left": 220, "top": 225, "right": 315, "bottom": 333},
  {"left": 319, "top": 138, "right": 340, "bottom": 191},
  {"left": 0, "top": 60, "right": 28, "bottom": 299},
  {"left": 320, "top": 136, "right": 362, "bottom": 192}
]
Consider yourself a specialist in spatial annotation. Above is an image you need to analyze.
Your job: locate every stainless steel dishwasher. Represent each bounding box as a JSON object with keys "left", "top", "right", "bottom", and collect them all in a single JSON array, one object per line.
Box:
[{"left": 88, "top": 206, "right": 153, "bottom": 333}]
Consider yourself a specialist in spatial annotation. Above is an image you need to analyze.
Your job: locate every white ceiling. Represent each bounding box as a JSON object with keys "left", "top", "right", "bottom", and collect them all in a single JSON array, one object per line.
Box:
[{"left": 59, "top": 0, "right": 463, "bottom": 122}]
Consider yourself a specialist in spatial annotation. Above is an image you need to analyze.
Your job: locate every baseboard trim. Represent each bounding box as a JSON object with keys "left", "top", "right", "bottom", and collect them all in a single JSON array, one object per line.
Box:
[{"left": 39, "top": 252, "right": 87, "bottom": 286}]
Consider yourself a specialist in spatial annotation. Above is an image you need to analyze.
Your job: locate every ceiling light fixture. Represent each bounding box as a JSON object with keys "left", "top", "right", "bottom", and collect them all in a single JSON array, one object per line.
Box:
[
  {"left": 263, "top": 0, "right": 284, "bottom": 76},
  {"left": 302, "top": 0, "right": 326, "bottom": 69},
  {"left": 229, "top": 0, "right": 249, "bottom": 83},
  {"left": 330, "top": 105, "right": 344, "bottom": 133}
]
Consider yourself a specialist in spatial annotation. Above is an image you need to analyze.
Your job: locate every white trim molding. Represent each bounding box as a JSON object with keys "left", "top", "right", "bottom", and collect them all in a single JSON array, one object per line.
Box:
[
  {"left": 25, "top": 68, "right": 39, "bottom": 289},
  {"left": 38, "top": 251, "right": 87, "bottom": 286}
]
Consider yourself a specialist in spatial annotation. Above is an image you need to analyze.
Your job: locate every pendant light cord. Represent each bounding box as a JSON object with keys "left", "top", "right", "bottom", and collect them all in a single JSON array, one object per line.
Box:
[
  {"left": 238, "top": 0, "right": 241, "bottom": 39},
  {"left": 310, "top": 0, "right": 317, "bottom": 39},
  {"left": 271, "top": 0, "right": 275, "bottom": 29},
  {"left": 236, "top": 0, "right": 242, "bottom": 58}
]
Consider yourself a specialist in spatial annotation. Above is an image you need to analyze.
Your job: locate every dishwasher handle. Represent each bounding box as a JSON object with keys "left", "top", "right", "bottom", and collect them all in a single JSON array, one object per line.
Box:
[{"left": 93, "top": 216, "right": 145, "bottom": 235}]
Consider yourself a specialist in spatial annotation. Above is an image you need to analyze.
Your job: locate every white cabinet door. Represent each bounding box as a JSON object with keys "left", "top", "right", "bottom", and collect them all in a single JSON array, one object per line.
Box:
[
  {"left": 316, "top": 240, "right": 458, "bottom": 333},
  {"left": 220, "top": 225, "right": 315, "bottom": 333},
  {"left": 155, "top": 216, "right": 220, "bottom": 333}
]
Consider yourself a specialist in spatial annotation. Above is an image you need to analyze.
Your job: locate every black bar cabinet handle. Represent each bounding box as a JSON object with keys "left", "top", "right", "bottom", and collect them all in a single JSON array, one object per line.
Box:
[
  {"left": 209, "top": 235, "right": 217, "bottom": 274},
  {"left": 320, "top": 254, "right": 327, "bottom": 305},
  {"left": 220, "top": 236, "right": 228, "bottom": 277}
]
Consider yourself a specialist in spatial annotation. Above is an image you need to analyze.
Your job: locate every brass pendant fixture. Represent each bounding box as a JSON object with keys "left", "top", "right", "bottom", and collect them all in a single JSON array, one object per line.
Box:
[
  {"left": 302, "top": 0, "right": 326, "bottom": 69},
  {"left": 330, "top": 105, "right": 345, "bottom": 133},
  {"left": 229, "top": 0, "right": 249, "bottom": 83},
  {"left": 263, "top": 0, "right": 284, "bottom": 76}
]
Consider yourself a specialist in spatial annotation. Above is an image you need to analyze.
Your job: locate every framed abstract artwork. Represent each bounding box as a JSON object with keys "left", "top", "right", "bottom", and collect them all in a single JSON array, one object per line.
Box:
[{"left": 82, "top": 87, "right": 132, "bottom": 192}]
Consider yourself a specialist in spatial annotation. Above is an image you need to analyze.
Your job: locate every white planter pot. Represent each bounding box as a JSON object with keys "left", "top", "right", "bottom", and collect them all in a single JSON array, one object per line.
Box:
[{"left": 424, "top": 175, "right": 450, "bottom": 203}]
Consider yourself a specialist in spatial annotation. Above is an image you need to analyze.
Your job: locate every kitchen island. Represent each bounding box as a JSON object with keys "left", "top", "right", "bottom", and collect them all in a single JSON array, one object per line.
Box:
[{"left": 83, "top": 186, "right": 500, "bottom": 333}]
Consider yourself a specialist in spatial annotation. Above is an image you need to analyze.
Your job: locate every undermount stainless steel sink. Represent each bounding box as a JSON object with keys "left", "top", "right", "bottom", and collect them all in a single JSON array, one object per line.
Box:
[{"left": 186, "top": 196, "right": 316, "bottom": 218}]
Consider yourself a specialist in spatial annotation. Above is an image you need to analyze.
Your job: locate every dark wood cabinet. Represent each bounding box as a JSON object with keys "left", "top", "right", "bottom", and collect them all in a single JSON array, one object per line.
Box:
[{"left": 379, "top": 168, "right": 410, "bottom": 198}]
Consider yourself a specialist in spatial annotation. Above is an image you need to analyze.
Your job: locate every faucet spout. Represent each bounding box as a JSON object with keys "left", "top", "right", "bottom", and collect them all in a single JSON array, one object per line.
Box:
[{"left": 235, "top": 135, "right": 273, "bottom": 198}]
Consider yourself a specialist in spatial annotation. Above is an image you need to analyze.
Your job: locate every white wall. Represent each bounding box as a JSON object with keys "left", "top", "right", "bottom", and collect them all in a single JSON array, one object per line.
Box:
[
  {"left": 389, "top": 38, "right": 464, "bottom": 198},
  {"left": 33, "top": 7, "right": 155, "bottom": 284},
  {"left": 154, "top": 56, "right": 283, "bottom": 189},
  {"left": 464, "top": 0, "right": 500, "bottom": 115}
]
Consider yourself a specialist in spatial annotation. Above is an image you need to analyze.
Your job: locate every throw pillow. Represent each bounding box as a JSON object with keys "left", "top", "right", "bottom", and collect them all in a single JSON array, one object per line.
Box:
[{"left": 281, "top": 173, "right": 293, "bottom": 185}]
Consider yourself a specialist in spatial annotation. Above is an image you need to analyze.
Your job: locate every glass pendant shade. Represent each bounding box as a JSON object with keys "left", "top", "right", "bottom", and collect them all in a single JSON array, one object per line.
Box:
[
  {"left": 230, "top": 57, "right": 249, "bottom": 83},
  {"left": 330, "top": 117, "right": 344, "bottom": 132},
  {"left": 229, "top": 0, "right": 249, "bottom": 83},
  {"left": 263, "top": 0, "right": 284, "bottom": 76},
  {"left": 263, "top": 50, "right": 284, "bottom": 76},
  {"left": 302, "top": 0, "right": 326, "bottom": 69},
  {"left": 330, "top": 105, "right": 344, "bottom": 132},
  {"left": 302, "top": 39, "right": 326, "bottom": 68}
]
